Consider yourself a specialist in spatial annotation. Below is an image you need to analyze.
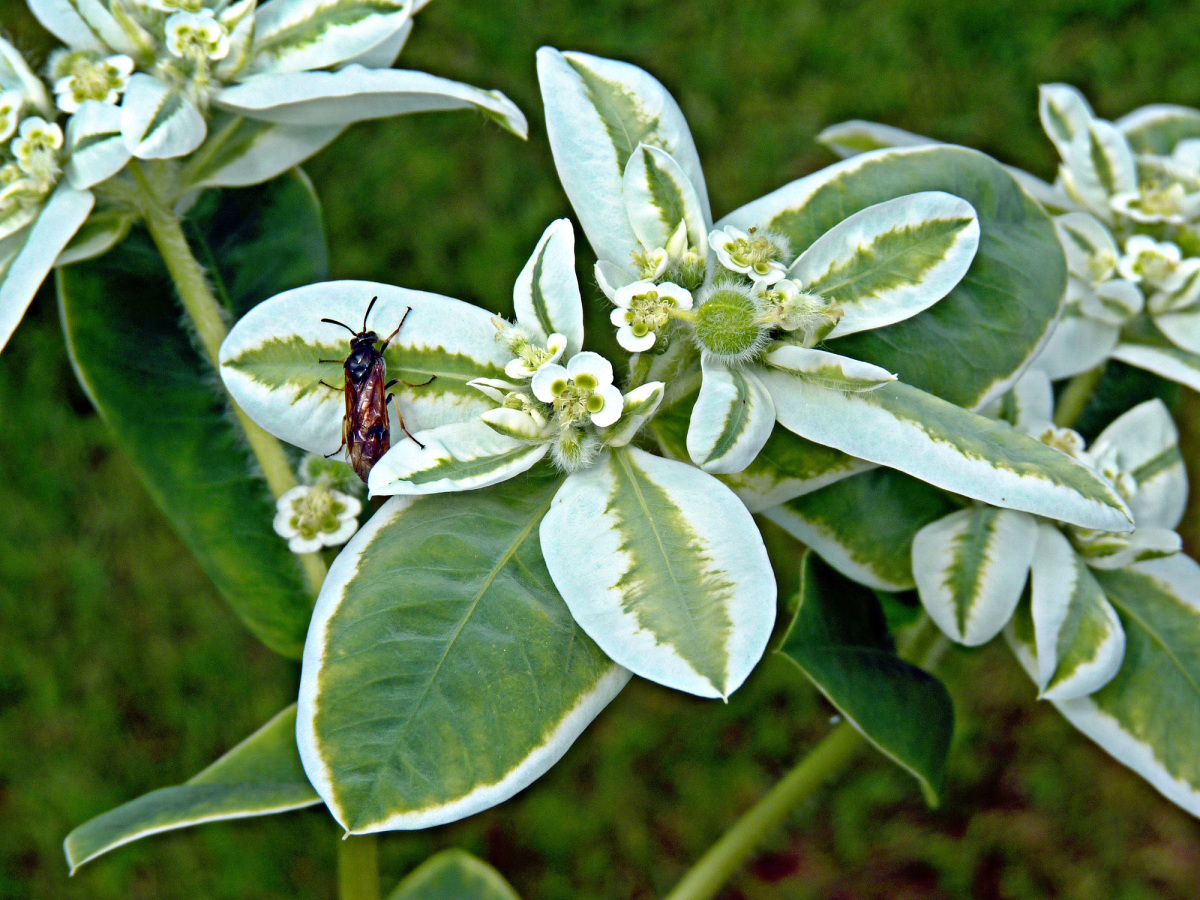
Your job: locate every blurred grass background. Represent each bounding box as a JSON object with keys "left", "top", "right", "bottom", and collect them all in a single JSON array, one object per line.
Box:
[{"left": 4, "top": 0, "right": 1200, "bottom": 896}]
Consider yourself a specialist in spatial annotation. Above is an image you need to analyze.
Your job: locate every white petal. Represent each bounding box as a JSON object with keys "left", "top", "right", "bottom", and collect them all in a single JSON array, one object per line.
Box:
[
  {"left": 589, "top": 384, "right": 624, "bottom": 427},
  {"left": 531, "top": 363, "right": 570, "bottom": 402},
  {"left": 566, "top": 351, "right": 614, "bottom": 387},
  {"left": 617, "top": 326, "right": 655, "bottom": 352}
]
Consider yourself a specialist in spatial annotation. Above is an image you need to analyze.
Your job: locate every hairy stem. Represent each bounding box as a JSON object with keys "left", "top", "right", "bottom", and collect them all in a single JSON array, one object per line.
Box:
[
  {"left": 129, "top": 161, "right": 327, "bottom": 593},
  {"left": 338, "top": 834, "right": 380, "bottom": 900},
  {"left": 1053, "top": 365, "right": 1104, "bottom": 429},
  {"left": 664, "top": 614, "right": 946, "bottom": 900}
]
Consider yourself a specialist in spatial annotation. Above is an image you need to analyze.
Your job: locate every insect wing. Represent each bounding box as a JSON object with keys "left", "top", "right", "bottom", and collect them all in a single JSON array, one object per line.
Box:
[{"left": 347, "top": 355, "right": 391, "bottom": 481}]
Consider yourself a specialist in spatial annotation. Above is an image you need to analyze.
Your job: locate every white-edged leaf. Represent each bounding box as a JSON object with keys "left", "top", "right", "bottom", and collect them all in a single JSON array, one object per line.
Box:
[
  {"left": 340, "top": 17, "right": 411, "bottom": 70},
  {"left": 386, "top": 849, "right": 520, "bottom": 900},
  {"left": 1117, "top": 104, "right": 1200, "bottom": 155},
  {"left": 1054, "top": 212, "right": 1118, "bottom": 281},
  {"left": 1039, "top": 83, "right": 1096, "bottom": 159},
  {"left": 622, "top": 143, "right": 710, "bottom": 255},
  {"left": 1030, "top": 524, "right": 1125, "bottom": 700},
  {"left": 789, "top": 191, "right": 980, "bottom": 338},
  {"left": 0, "top": 38, "right": 51, "bottom": 115},
  {"left": 298, "top": 471, "right": 630, "bottom": 833},
  {"left": 64, "top": 99, "right": 132, "bottom": 190},
  {"left": 603, "top": 381, "right": 664, "bottom": 448},
  {"left": 764, "top": 345, "right": 897, "bottom": 392},
  {"left": 63, "top": 705, "right": 319, "bottom": 873},
  {"left": 761, "top": 374, "right": 1132, "bottom": 531},
  {"left": 28, "top": 0, "right": 137, "bottom": 55},
  {"left": 686, "top": 357, "right": 774, "bottom": 474},
  {"left": 536, "top": 47, "right": 710, "bottom": 273},
  {"left": 0, "top": 184, "right": 92, "bottom": 353},
  {"left": 54, "top": 208, "right": 133, "bottom": 267},
  {"left": 766, "top": 468, "right": 957, "bottom": 592},
  {"left": 1063, "top": 121, "right": 1137, "bottom": 219},
  {"left": 367, "top": 419, "right": 548, "bottom": 495},
  {"left": 1112, "top": 335, "right": 1200, "bottom": 393},
  {"left": 215, "top": 67, "right": 528, "bottom": 137},
  {"left": 184, "top": 116, "right": 345, "bottom": 189},
  {"left": 817, "top": 120, "right": 937, "bottom": 158},
  {"left": 1032, "top": 307, "right": 1120, "bottom": 380},
  {"left": 912, "top": 506, "right": 1036, "bottom": 645},
  {"left": 1008, "top": 554, "right": 1200, "bottom": 817},
  {"left": 1090, "top": 399, "right": 1186, "bottom": 530},
  {"left": 248, "top": 0, "right": 413, "bottom": 75},
  {"left": 120, "top": 74, "right": 206, "bottom": 160},
  {"left": 219, "top": 280, "right": 511, "bottom": 458},
  {"left": 540, "top": 447, "right": 775, "bottom": 699},
  {"left": 513, "top": 218, "right": 583, "bottom": 357},
  {"left": 1154, "top": 306, "right": 1200, "bottom": 357},
  {"left": 1003, "top": 368, "right": 1054, "bottom": 429}
]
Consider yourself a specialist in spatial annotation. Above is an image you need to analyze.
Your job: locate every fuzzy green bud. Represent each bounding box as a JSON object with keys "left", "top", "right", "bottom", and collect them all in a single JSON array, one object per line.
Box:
[{"left": 692, "top": 287, "right": 768, "bottom": 363}]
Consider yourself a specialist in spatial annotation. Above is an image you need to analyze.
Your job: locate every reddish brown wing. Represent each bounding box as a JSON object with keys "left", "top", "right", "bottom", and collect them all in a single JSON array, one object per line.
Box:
[{"left": 346, "top": 355, "right": 391, "bottom": 482}]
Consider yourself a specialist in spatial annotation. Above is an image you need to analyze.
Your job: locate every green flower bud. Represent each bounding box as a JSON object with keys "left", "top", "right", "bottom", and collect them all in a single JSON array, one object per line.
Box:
[{"left": 692, "top": 286, "right": 769, "bottom": 364}]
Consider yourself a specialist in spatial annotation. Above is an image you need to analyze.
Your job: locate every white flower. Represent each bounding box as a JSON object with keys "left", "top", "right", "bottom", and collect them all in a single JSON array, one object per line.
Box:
[
  {"left": 610, "top": 280, "right": 692, "bottom": 352},
  {"left": 499, "top": 327, "right": 568, "bottom": 379},
  {"left": 0, "top": 90, "right": 23, "bottom": 141},
  {"left": 52, "top": 54, "right": 134, "bottom": 112},
  {"left": 1111, "top": 183, "right": 1200, "bottom": 225},
  {"left": 710, "top": 225, "right": 789, "bottom": 285},
  {"left": 756, "top": 278, "right": 842, "bottom": 340},
  {"left": 165, "top": 10, "right": 231, "bottom": 62},
  {"left": 1117, "top": 235, "right": 1192, "bottom": 291},
  {"left": 11, "top": 117, "right": 63, "bottom": 190},
  {"left": 531, "top": 351, "right": 624, "bottom": 428},
  {"left": 272, "top": 484, "right": 362, "bottom": 554}
]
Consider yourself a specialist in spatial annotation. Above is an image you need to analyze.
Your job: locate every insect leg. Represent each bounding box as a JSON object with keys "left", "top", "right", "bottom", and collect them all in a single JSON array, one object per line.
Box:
[
  {"left": 387, "top": 394, "right": 425, "bottom": 449},
  {"left": 324, "top": 435, "right": 347, "bottom": 458},
  {"left": 378, "top": 306, "right": 414, "bottom": 352},
  {"left": 318, "top": 379, "right": 345, "bottom": 391}
]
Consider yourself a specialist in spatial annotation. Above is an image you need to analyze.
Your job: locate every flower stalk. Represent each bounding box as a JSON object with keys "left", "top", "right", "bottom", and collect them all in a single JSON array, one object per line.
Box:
[{"left": 337, "top": 834, "right": 380, "bottom": 900}]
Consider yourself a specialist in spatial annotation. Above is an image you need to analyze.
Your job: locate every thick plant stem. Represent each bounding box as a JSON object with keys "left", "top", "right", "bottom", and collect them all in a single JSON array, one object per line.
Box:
[
  {"left": 338, "top": 834, "right": 380, "bottom": 900},
  {"left": 129, "top": 161, "right": 327, "bottom": 593},
  {"left": 663, "top": 722, "right": 864, "bottom": 900},
  {"left": 1054, "top": 365, "right": 1104, "bottom": 429}
]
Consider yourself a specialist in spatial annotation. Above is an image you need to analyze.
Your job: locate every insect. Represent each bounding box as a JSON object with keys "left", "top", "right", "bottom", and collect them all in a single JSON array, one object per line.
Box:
[{"left": 318, "top": 296, "right": 435, "bottom": 482}]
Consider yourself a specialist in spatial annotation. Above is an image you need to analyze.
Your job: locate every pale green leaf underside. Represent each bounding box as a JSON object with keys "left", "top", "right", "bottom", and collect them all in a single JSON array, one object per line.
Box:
[
  {"left": 387, "top": 849, "right": 521, "bottom": 900},
  {"left": 64, "top": 705, "right": 319, "bottom": 873},
  {"left": 298, "top": 468, "right": 627, "bottom": 833}
]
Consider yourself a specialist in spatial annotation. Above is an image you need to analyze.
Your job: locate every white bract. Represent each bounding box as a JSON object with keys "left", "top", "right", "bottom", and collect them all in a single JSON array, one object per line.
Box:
[
  {"left": 911, "top": 371, "right": 1189, "bottom": 703},
  {"left": 0, "top": 0, "right": 528, "bottom": 356},
  {"left": 273, "top": 484, "right": 361, "bottom": 553},
  {"left": 221, "top": 218, "right": 778, "bottom": 701},
  {"left": 536, "top": 47, "right": 1133, "bottom": 534}
]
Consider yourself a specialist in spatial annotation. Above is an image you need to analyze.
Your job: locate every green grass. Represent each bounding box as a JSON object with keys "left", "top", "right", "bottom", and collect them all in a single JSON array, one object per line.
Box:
[{"left": 5, "top": 0, "right": 1200, "bottom": 896}]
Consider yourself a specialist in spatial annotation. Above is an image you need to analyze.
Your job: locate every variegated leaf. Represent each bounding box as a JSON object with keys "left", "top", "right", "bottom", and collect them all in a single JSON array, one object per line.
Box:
[
  {"left": 299, "top": 471, "right": 629, "bottom": 832},
  {"left": 652, "top": 394, "right": 872, "bottom": 511},
  {"left": 686, "top": 357, "right": 774, "bottom": 474},
  {"left": 623, "top": 143, "right": 710, "bottom": 255},
  {"left": 64, "top": 705, "right": 320, "bottom": 873},
  {"left": 911, "top": 506, "right": 1036, "bottom": 645},
  {"left": 603, "top": 381, "right": 664, "bottom": 448},
  {"left": 540, "top": 447, "right": 776, "bottom": 699},
  {"left": 764, "top": 346, "right": 896, "bottom": 392},
  {"left": 215, "top": 68, "right": 528, "bottom": 137},
  {"left": 1030, "top": 524, "right": 1125, "bottom": 700},
  {"left": 817, "top": 120, "right": 936, "bottom": 159},
  {"left": 0, "top": 37, "right": 51, "bottom": 114},
  {"left": 1112, "top": 319, "right": 1200, "bottom": 392},
  {"left": 1117, "top": 103, "right": 1200, "bottom": 155},
  {"left": 1062, "top": 121, "right": 1137, "bottom": 218},
  {"left": 120, "top": 74, "right": 207, "bottom": 160},
  {"left": 27, "top": 0, "right": 138, "bottom": 55},
  {"left": 765, "top": 468, "right": 957, "bottom": 591},
  {"left": 0, "top": 185, "right": 92, "bottom": 353},
  {"left": 1039, "top": 83, "right": 1096, "bottom": 159},
  {"left": 761, "top": 374, "right": 1133, "bottom": 531},
  {"left": 342, "top": 17, "right": 412, "bottom": 70},
  {"left": 54, "top": 208, "right": 133, "bottom": 267},
  {"left": 995, "top": 367, "right": 1054, "bottom": 429},
  {"left": 183, "top": 114, "right": 345, "bottom": 189},
  {"left": 387, "top": 850, "right": 520, "bottom": 900},
  {"left": 367, "top": 419, "right": 548, "bottom": 495},
  {"left": 1009, "top": 554, "right": 1200, "bottom": 817},
  {"left": 1154, "top": 306, "right": 1200, "bottom": 357},
  {"left": 721, "top": 146, "right": 1065, "bottom": 408},
  {"left": 64, "top": 100, "right": 131, "bottom": 190},
  {"left": 1032, "top": 305, "right": 1119, "bottom": 380},
  {"left": 248, "top": 0, "right": 413, "bottom": 75},
  {"left": 512, "top": 218, "right": 583, "bottom": 358},
  {"left": 789, "top": 192, "right": 980, "bottom": 338},
  {"left": 536, "top": 47, "right": 711, "bottom": 273},
  {"left": 1090, "top": 399, "right": 1186, "bottom": 530},
  {"left": 1054, "top": 212, "right": 1118, "bottom": 281},
  {"left": 219, "top": 280, "right": 511, "bottom": 459}
]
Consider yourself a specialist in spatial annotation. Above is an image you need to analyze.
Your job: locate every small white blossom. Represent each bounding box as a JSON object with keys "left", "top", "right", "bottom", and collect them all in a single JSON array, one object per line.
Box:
[
  {"left": 710, "top": 225, "right": 789, "bottom": 285},
  {"left": 272, "top": 484, "right": 362, "bottom": 554},
  {"left": 1111, "top": 183, "right": 1200, "bottom": 225},
  {"left": 0, "top": 90, "right": 23, "bottom": 142},
  {"left": 165, "top": 10, "right": 231, "bottom": 62},
  {"left": 10, "top": 117, "right": 63, "bottom": 190},
  {"left": 139, "top": 0, "right": 206, "bottom": 11},
  {"left": 610, "top": 280, "right": 692, "bottom": 352},
  {"left": 495, "top": 320, "right": 568, "bottom": 378},
  {"left": 756, "top": 278, "right": 842, "bottom": 343},
  {"left": 53, "top": 54, "right": 134, "bottom": 113},
  {"left": 1117, "top": 235, "right": 1194, "bottom": 292},
  {"left": 531, "top": 351, "right": 624, "bottom": 428}
]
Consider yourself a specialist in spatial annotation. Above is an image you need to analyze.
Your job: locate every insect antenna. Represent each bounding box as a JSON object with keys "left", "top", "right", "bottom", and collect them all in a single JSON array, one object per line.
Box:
[
  {"left": 362, "top": 296, "right": 379, "bottom": 332},
  {"left": 320, "top": 317, "right": 357, "bottom": 335}
]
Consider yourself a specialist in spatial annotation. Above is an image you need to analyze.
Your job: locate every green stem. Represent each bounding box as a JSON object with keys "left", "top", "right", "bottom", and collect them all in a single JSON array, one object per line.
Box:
[
  {"left": 1053, "top": 365, "right": 1104, "bottom": 429},
  {"left": 664, "top": 613, "right": 947, "bottom": 900},
  {"left": 338, "top": 834, "right": 380, "bottom": 900},
  {"left": 128, "top": 161, "right": 327, "bottom": 594},
  {"left": 663, "top": 722, "right": 864, "bottom": 900}
]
